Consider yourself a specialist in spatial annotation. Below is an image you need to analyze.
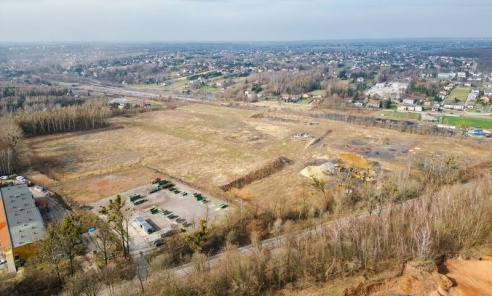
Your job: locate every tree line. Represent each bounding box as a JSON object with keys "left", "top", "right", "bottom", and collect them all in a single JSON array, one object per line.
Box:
[
  {"left": 0, "top": 85, "right": 87, "bottom": 114},
  {"left": 0, "top": 116, "right": 23, "bottom": 175},
  {"left": 16, "top": 102, "right": 111, "bottom": 136}
]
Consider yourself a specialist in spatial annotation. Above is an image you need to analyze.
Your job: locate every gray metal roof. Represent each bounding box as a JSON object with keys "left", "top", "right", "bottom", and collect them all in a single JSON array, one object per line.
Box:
[
  {"left": 0, "top": 185, "right": 47, "bottom": 249},
  {"left": 135, "top": 216, "right": 154, "bottom": 233}
]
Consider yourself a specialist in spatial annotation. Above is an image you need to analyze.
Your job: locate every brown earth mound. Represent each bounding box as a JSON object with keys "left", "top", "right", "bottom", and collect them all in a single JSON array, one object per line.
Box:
[
  {"left": 440, "top": 257, "right": 492, "bottom": 296},
  {"left": 221, "top": 156, "right": 293, "bottom": 191},
  {"left": 344, "top": 257, "right": 492, "bottom": 296}
]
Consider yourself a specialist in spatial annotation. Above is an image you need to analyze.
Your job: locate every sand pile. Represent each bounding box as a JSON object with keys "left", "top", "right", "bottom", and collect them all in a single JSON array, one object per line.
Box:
[
  {"left": 338, "top": 153, "right": 371, "bottom": 168},
  {"left": 300, "top": 166, "right": 330, "bottom": 181}
]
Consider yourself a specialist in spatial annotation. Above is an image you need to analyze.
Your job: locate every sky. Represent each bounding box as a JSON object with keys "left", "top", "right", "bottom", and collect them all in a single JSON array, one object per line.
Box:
[{"left": 0, "top": 0, "right": 491, "bottom": 42}]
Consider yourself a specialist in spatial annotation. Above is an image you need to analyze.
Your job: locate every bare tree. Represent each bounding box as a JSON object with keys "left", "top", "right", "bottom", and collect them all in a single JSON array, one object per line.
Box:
[
  {"left": 99, "top": 195, "right": 132, "bottom": 259},
  {"left": 91, "top": 219, "right": 116, "bottom": 266}
]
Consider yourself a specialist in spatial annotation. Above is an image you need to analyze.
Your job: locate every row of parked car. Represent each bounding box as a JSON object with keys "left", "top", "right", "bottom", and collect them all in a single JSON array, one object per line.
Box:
[
  {"left": 1, "top": 175, "right": 36, "bottom": 186},
  {"left": 1, "top": 175, "right": 25, "bottom": 182}
]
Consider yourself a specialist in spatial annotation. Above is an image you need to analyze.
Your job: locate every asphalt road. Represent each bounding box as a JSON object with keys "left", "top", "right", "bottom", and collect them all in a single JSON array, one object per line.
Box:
[
  {"left": 169, "top": 210, "right": 372, "bottom": 278},
  {"left": 76, "top": 83, "right": 203, "bottom": 103}
]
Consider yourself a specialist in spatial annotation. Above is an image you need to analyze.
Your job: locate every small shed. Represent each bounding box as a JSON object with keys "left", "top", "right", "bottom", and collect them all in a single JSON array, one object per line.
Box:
[{"left": 135, "top": 216, "right": 154, "bottom": 234}]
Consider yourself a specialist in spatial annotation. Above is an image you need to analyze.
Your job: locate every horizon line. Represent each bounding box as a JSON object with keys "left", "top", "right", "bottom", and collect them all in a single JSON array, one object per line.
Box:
[{"left": 2, "top": 37, "right": 492, "bottom": 45}]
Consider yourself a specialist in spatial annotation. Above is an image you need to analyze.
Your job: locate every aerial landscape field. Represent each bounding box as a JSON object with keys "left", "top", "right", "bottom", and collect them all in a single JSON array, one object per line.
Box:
[
  {"left": 24, "top": 103, "right": 490, "bottom": 212},
  {"left": 1, "top": 0, "right": 492, "bottom": 295}
]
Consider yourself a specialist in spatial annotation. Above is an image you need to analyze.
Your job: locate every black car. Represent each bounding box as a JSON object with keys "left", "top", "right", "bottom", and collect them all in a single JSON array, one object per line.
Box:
[{"left": 153, "top": 239, "right": 163, "bottom": 247}]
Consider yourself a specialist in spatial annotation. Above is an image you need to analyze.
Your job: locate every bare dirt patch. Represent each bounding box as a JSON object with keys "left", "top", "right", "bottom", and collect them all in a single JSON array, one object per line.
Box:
[
  {"left": 441, "top": 257, "right": 492, "bottom": 296},
  {"left": 50, "top": 166, "right": 160, "bottom": 204},
  {"left": 340, "top": 257, "right": 492, "bottom": 296}
]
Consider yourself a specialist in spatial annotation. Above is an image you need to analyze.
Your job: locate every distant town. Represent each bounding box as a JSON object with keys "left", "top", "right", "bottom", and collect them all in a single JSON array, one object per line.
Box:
[{"left": 2, "top": 39, "right": 492, "bottom": 135}]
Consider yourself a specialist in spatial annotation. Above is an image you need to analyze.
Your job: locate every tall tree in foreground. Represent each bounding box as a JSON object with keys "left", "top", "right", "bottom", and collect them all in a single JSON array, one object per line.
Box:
[
  {"left": 35, "top": 224, "right": 66, "bottom": 288},
  {"left": 99, "top": 195, "right": 132, "bottom": 259},
  {"left": 91, "top": 218, "right": 117, "bottom": 266},
  {"left": 58, "top": 214, "right": 85, "bottom": 276}
]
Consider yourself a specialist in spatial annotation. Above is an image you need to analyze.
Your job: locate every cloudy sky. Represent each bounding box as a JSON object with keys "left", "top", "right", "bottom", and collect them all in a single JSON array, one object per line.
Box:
[{"left": 0, "top": 0, "right": 490, "bottom": 42}]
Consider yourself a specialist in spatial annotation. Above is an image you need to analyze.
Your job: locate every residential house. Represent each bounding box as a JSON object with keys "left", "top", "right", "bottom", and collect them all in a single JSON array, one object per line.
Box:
[
  {"left": 281, "top": 94, "right": 301, "bottom": 103},
  {"left": 443, "top": 104, "right": 465, "bottom": 110},
  {"left": 438, "top": 91, "right": 448, "bottom": 100}
]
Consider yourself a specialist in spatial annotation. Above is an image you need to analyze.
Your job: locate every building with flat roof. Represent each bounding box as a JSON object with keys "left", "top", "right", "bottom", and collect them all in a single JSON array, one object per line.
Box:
[{"left": 0, "top": 184, "right": 46, "bottom": 272}]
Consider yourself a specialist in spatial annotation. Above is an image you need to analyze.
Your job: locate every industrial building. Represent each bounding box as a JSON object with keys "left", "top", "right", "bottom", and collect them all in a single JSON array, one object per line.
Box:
[{"left": 0, "top": 184, "right": 47, "bottom": 272}]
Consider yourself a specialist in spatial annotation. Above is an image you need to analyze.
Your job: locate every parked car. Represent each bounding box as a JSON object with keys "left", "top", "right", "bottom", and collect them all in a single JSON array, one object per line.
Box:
[
  {"left": 16, "top": 176, "right": 26, "bottom": 182},
  {"left": 0, "top": 176, "right": 8, "bottom": 180},
  {"left": 153, "top": 239, "right": 164, "bottom": 247},
  {"left": 0, "top": 259, "right": 7, "bottom": 265},
  {"left": 34, "top": 185, "right": 45, "bottom": 192}
]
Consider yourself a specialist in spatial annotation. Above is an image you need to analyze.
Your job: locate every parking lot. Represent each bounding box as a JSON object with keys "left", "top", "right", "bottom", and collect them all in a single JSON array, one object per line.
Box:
[{"left": 88, "top": 178, "right": 230, "bottom": 256}]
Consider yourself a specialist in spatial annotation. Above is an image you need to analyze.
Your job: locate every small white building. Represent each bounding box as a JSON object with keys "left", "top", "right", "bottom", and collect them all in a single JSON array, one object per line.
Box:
[{"left": 402, "top": 98, "right": 416, "bottom": 105}]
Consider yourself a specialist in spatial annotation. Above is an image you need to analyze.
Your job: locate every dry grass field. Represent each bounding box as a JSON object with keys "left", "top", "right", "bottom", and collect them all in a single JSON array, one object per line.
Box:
[{"left": 25, "top": 103, "right": 492, "bottom": 210}]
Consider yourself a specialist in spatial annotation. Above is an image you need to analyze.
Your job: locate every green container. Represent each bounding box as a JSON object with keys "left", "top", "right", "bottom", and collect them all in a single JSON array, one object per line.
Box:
[
  {"left": 128, "top": 194, "right": 142, "bottom": 202},
  {"left": 133, "top": 199, "right": 146, "bottom": 205}
]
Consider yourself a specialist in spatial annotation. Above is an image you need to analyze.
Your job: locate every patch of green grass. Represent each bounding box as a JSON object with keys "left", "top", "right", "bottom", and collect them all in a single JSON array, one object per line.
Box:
[
  {"left": 161, "top": 79, "right": 190, "bottom": 90},
  {"left": 438, "top": 115, "right": 492, "bottom": 129},
  {"left": 445, "top": 87, "right": 470, "bottom": 104},
  {"left": 201, "top": 86, "right": 218, "bottom": 93},
  {"left": 310, "top": 90, "right": 327, "bottom": 96},
  {"left": 296, "top": 99, "right": 313, "bottom": 105},
  {"left": 380, "top": 111, "right": 421, "bottom": 121}
]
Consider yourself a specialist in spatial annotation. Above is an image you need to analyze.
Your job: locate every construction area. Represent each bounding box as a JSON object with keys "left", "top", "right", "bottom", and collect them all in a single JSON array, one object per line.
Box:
[{"left": 88, "top": 177, "right": 229, "bottom": 254}]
